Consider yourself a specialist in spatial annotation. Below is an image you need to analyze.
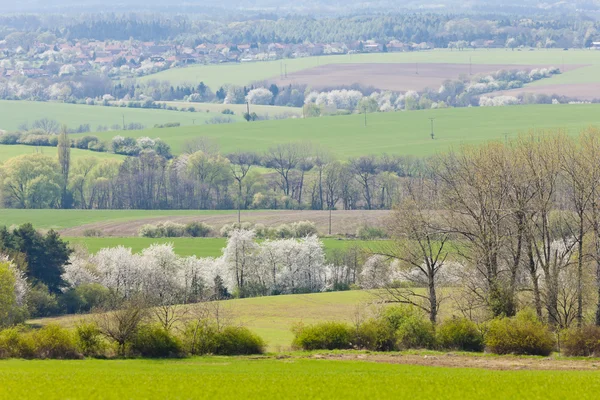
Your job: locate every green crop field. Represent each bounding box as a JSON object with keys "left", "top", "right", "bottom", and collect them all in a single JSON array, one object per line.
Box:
[
  {"left": 0, "top": 100, "right": 239, "bottom": 132},
  {"left": 140, "top": 49, "right": 600, "bottom": 89},
  {"left": 1, "top": 358, "right": 600, "bottom": 400},
  {"left": 72, "top": 104, "right": 600, "bottom": 157},
  {"left": 66, "top": 237, "right": 381, "bottom": 258},
  {"left": 0, "top": 144, "right": 124, "bottom": 162},
  {"left": 0, "top": 209, "right": 238, "bottom": 231}
]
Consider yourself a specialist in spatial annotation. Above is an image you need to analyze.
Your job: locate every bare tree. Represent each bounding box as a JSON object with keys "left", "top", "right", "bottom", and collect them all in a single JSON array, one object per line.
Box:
[
  {"left": 95, "top": 298, "right": 148, "bottom": 356},
  {"left": 265, "top": 143, "right": 305, "bottom": 197},
  {"left": 57, "top": 125, "right": 71, "bottom": 209},
  {"left": 227, "top": 151, "right": 260, "bottom": 222},
  {"left": 350, "top": 155, "right": 378, "bottom": 210}
]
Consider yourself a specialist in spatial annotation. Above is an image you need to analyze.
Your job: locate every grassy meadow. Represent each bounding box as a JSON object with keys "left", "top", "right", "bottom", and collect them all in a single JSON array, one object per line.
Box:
[
  {"left": 72, "top": 104, "right": 600, "bottom": 157},
  {"left": 0, "top": 100, "right": 237, "bottom": 132},
  {"left": 2, "top": 357, "right": 600, "bottom": 400},
  {"left": 0, "top": 144, "right": 124, "bottom": 162},
  {"left": 139, "top": 48, "right": 600, "bottom": 89},
  {"left": 156, "top": 101, "right": 302, "bottom": 117},
  {"left": 0, "top": 209, "right": 238, "bottom": 231},
  {"left": 66, "top": 236, "right": 381, "bottom": 257}
]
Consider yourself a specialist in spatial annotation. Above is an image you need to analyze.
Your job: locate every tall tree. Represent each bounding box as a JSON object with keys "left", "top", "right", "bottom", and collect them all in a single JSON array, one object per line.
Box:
[{"left": 58, "top": 125, "right": 72, "bottom": 209}]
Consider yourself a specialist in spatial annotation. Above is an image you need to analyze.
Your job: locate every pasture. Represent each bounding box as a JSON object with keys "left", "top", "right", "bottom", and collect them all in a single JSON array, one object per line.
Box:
[
  {"left": 0, "top": 144, "right": 123, "bottom": 162},
  {"left": 139, "top": 48, "right": 600, "bottom": 87},
  {"left": 66, "top": 237, "right": 381, "bottom": 258},
  {"left": 0, "top": 100, "right": 234, "bottom": 132},
  {"left": 2, "top": 357, "right": 600, "bottom": 399},
  {"left": 72, "top": 104, "right": 600, "bottom": 157}
]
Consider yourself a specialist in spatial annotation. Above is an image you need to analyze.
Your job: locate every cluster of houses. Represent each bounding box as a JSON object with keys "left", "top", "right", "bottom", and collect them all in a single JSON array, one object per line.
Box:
[{"left": 0, "top": 38, "right": 439, "bottom": 81}]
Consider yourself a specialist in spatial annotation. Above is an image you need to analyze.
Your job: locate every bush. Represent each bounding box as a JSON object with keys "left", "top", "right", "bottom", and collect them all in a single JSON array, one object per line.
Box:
[
  {"left": 0, "top": 132, "right": 22, "bottom": 144},
  {"left": 356, "top": 225, "right": 388, "bottom": 240},
  {"left": 355, "top": 318, "right": 396, "bottom": 351},
  {"left": 291, "top": 221, "right": 318, "bottom": 237},
  {"left": 75, "top": 136, "right": 99, "bottom": 150},
  {"left": 292, "top": 322, "right": 353, "bottom": 350},
  {"left": 83, "top": 228, "right": 103, "bottom": 237},
  {"left": 131, "top": 325, "right": 183, "bottom": 358},
  {"left": 183, "top": 321, "right": 218, "bottom": 355},
  {"left": 486, "top": 310, "right": 555, "bottom": 356},
  {"left": 34, "top": 324, "right": 80, "bottom": 359},
  {"left": 76, "top": 322, "right": 106, "bottom": 357},
  {"left": 0, "top": 326, "right": 36, "bottom": 359},
  {"left": 383, "top": 307, "right": 436, "bottom": 350},
  {"left": 436, "top": 317, "right": 484, "bottom": 352},
  {"left": 60, "top": 284, "right": 110, "bottom": 314},
  {"left": 27, "top": 284, "right": 60, "bottom": 317},
  {"left": 213, "top": 327, "right": 265, "bottom": 355},
  {"left": 562, "top": 326, "right": 600, "bottom": 357},
  {"left": 184, "top": 222, "right": 213, "bottom": 237}
]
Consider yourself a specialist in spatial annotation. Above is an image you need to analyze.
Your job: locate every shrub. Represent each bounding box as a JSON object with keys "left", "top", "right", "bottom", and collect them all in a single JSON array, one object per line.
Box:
[
  {"left": 27, "top": 284, "right": 60, "bottom": 317},
  {"left": 131, "top": 325, "right": 183, "bottom": 358},
  {"left": 33, "top": 324, "right": 80, "bottom": 359},
  {"left": 76, "top": 322, "right": 106, "bottom": 357},
  {"left": 213, "top": 327, "right": 265, "bottom": 355},
  {"left": 60, "top": 284, "right": 110, "bottom": 314},
  {"left": 383, "top": 307, "right": 436, "bottom": 350},
  {"left": 0, "top": 326, "right": 36, "bottom": 359},
  {"left": 355, "top": 318, "right": 396, "bottom": 351},
  {"left": 291, "top": 221, "right": 318, "bottom": 237},
  {"left": 75, "top": 135, "right": 99, "bottom": 149},
  {"left": 184, "top": 222, "right": 213, "bottom": 237},
  {"left": 83, "top": 228, "right": 103, "bottom": 237},
  {"left": 562, "top": 326, "right": 600, "bottom": 357},
  {"left": 436, "top": 317, "right": 484, "bottom": 352},
  {"left": 292, "top": 322, "right": 353, "bottom": 350},
  {"left": 183, "top": 321, "right": 218, "bottom": 355},
  {"left": 0, "top": 132, "right": 22, "bottom": 144},
  {"left": 275, "top": 224, "right": 294, "bottom": 239},
  {"left": 486, "top": 310, "right": 555, "bottom": 356},
  {"left": 356, "top": 225, "right": 388, "bottom": 240}
]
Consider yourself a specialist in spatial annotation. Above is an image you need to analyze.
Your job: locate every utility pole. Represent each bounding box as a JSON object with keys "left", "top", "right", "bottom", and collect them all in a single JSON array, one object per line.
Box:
[
  {"left": 504, "top": 132, "right": 509, "bottom": 144},
  {"left": 122, "top": 114, "right": 125, "bottom": 130},
  {"left": 246, "top": 101, "right": 250, "bottom": 122},
  {"left": 429, "top": 117, "right": 435, "bottom": 140},
  {"left": 285, "top": 63, "right": 287, "bottom": 78},
  {"left": 192, "top": 119, "right": 196, "bottom": 125},
  {"left": 328, "top": 207, "right": 332, "bottom": 235},
  {"left": 280, "top": 61, "right": 283, "bottom": 79},
  {"left": 416, "top": 62, "right": 419, "bottom": 75},
  {"left": 364, "top": 106, "right": 367, "bottom": 127}
]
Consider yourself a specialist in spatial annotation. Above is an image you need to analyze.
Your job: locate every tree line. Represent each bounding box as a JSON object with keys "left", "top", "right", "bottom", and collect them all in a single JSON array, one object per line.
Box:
[
  {"left": 0, "top": 136, "right": 423, "bottom": 210},
  {"left": 379, "top": 127, "right": 600, "bottom": 329}
]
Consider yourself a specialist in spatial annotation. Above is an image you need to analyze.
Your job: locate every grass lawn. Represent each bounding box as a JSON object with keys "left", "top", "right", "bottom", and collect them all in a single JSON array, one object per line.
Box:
[
  {"left": 72, "top": 104, "right": 600, "bottom": 157},
  {"left": 0, "top": 100, "right": 238, "bottom": 132},
  {"left": 65, "top": 236, "right": 381, "bottom": 258},
  {"left": 140, "top": 48, "right": 600, "bottom": 89},
  {"left": 1, "top": 357, "right": 600, "bottom": 399},
  {"left": 0, "top": 144, "right": 124, "bottom": 162},
  {"left": 0, "top": 209, "right": 238, "bottom": 231}
]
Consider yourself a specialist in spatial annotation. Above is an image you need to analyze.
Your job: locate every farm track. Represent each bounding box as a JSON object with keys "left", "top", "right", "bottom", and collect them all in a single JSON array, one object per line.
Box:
[
  {"left": 59, "top": 210, "right": 391, "bottom": 237},
  {"left": 315, "top": 352, "right": 600, "bottom": 371}
]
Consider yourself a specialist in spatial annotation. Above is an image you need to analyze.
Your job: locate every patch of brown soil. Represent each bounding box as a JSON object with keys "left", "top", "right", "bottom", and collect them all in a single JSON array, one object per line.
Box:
[
  {"left": 273, "top": 63, "right": 585, "bottom": 92},
  {"left": 59, "top": 210, "right": 391, "bottom": 237},
  {"left": 312, "top": 352, "right": 600, "bottom": 371}
]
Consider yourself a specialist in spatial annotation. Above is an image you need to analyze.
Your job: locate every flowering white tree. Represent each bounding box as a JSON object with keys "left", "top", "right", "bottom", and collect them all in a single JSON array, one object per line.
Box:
[
  {"left": 359, "top": 255, "right": 392, "bottom": 289},
  {"left": 246, "top": 88, "right": 273, "bottom": 105},
  {"left": 92, "top": 246, "right": 142, "bottom": 298},
  {"left": 222, "top": 229, "right": 259, "bottom": 295}
]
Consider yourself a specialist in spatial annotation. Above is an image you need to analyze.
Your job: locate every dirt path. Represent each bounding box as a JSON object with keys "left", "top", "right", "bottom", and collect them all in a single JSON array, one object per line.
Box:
[
  {"left": 59, "top": 210, "right": 391, "bottom": 237},
  {"left": 306, "top": 352, "right": 600, "bottom": 371}
]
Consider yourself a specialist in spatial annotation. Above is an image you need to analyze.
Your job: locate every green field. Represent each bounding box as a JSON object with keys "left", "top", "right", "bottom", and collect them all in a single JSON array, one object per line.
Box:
[
  {"left": 66, "top": 237, "right": 380, "bottom": 257},
  {"left": 72, "top": 104, "right": 600, "bottom": 157},
  {"left": 1, "top": 357, "right": 600, "bottom": 399},
  {"left": 0, "top": 209, "right": 237, "bottom": 231},
  {"left": 140, "top": 49, "right": 600, "bottom": 88},
  {"left": 0, "top": 144, "right": 123, "bottom": 162},
  {"left": 0, "top": 100, "right": 238, "bottom": 132}
]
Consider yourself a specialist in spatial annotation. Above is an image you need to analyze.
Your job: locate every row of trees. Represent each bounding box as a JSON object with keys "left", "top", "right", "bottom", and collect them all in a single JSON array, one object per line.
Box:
[
  {"left": 0, "top": 138, "right": 422, "bottom": 210},
  {"left": 379, "top": 128, "right": 600, "bottom": 329}
]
